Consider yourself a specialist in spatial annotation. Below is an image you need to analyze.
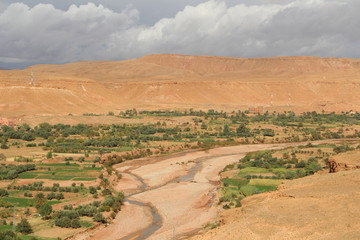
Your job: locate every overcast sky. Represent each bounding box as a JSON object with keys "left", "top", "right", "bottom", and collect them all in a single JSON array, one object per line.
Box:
[{"left": 0, "top": 0, "right": 359, "bottom": 69}]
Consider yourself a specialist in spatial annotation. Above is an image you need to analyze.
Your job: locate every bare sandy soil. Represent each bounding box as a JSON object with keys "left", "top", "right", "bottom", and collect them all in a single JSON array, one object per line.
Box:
[
  {"left": 112, "top": 173, "right": 143, "bottom": 195},
  {"left": 333, "top": 149, "right": 360, "bottom": 168},
  {"left": 88, "top": 203, "right": 153, "bottom": 240},
  {"left": 131, "top": 182, "right": 218, "bottom": 240},
  {"left": 15, "top": 114, "right": 194, "bottom": 127},
  {"left": 129, "top": 152, "right": 203, "bottom": 188},
  {"left": 35, "top": 225, "right": 80, "bottom": 239},
  {"left": 190, "top": 169, "right": 360, "bottom": 240}
]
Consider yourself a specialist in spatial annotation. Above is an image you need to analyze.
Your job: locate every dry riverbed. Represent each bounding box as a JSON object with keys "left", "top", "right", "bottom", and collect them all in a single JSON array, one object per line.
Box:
[{"left": 80, "top": 140, "right": 346, "bottom": 240}]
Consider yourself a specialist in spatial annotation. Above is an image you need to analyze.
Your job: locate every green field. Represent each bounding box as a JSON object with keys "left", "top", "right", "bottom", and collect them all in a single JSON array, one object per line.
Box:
[
  {"left": 19, "top": 235, "right": 57, "bottom": 240},
  {"left": 2, "top": 197, "right": 61, "bottom": 207},
  {"left": 248, "top": 178, "right": 282, "bottom": 186},
  {"left": 0, "top": 224, "right": 12, "bottom": 231},
  {"left": 221, "top": 178, "right": 248, "bottom": 187},
  {"left": 238, "top": 167, "right": 271, "bottom": 174},
  {"left": 18, "top": 163, "right": 100, "bottom": 181},
  {"left": 80, "top": 221, "right": 93, "bottom": 228}
]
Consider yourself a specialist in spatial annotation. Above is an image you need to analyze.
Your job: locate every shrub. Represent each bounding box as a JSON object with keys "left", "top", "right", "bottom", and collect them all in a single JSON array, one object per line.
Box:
[
  {"left": 0, "top": 230, "right": 17, "bottom": 240},
  {"left": 55, "top": 217, "right": 71, "bottom": 228},
  {"left": 0, "top": 143, "right": 9, "bottom": 149},
  {"left": 295, "top": 161, "right": 306, "bottom": 168},
  {"left": 101, "top": 189, "right": 112, "bottom": 196},
  {"left": 0, "top": 188, "right": 9, "bottom": 197},
  {"left": 14, "top": 156, "right": 33, "bottom": 162},
  {"left": 46, "top": 152, "right": 53, "bottom": 159},
  {"left": 305, "top": 161, "right": 322, "bottom": 175},
  {"left": 89, "top": 186, "right": 96, "bottom": 194},
  {"left": 71, "top": 219, "right": 81, "bottom": 228},
  {"left": 93, "top": 213, "right": 106, "bottom": 223}
]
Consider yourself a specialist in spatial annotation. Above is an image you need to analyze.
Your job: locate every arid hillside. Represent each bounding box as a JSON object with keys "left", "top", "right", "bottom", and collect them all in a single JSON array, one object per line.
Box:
[
  {"left": 190, "top": 168, "right": 360, "bottom": 240},
  {"left": 1, "top": 54, "right": 360, "bottom": 117}
]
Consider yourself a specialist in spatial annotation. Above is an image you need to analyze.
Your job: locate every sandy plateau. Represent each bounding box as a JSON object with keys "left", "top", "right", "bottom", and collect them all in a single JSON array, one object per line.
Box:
[
  {"left": 1, "top": 54, "right": 360, "bottom": 119},
  {"left": 70, "top": 140, "right": 353, "bottom": 240}
]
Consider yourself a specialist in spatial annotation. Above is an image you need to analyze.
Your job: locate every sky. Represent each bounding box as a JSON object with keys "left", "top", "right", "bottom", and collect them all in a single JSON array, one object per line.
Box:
[{"left": 0, "top": 0, "right": 359, "bottom": 69}]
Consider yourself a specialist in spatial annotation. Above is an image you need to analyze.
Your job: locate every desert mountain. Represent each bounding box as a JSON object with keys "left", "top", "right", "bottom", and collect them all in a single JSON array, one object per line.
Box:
[{"left": 1, "top": 54, "right": 360, "bottom": 117}]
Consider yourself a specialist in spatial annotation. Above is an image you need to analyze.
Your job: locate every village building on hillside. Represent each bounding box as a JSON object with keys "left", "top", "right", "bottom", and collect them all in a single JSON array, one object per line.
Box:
[
  {"left": 0, "top": 117, "right": 16, "bottom": 126},
  {"left": 248, "top": 106, "right": 264, "bottom": 113}
]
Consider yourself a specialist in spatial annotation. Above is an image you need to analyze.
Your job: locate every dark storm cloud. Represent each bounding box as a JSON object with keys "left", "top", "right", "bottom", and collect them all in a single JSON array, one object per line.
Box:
[
  {"left": 0, "top": 0, "right": 359, "bottom": 68},
  {"left": 0, "top": 0, "right": 208, "bottom": 25}
]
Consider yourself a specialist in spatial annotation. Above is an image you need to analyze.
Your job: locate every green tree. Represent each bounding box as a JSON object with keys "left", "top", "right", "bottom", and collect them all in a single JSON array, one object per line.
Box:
[
  {"left": 34, "top": 193, "right": 47, "bottom": 209},
  {"left": 0, "top": 143, "right": 9, "bottom": 149},
  {"left": 236, "top": 124, "right": 251, "bottom": 137},
  {"left": 305, "top": 161, "right": 322, "bottom": 174},
  {"left": 38, "top": 204, "right": 52, "bottom": 219},
  {"left": 89, "top": 186, "right": 97, "bottom": 194},
  {"left": 16, "top": 219, "right": 33, "bottom": 234},
  {"left": 46, "top": 152, "right": 53, "bottom": 159},
  {"left": 0, "top": 188, "right": 9, "bottom": 197},
  {"left": 223, "top": 125, "right": 230, "bottom": 136}
]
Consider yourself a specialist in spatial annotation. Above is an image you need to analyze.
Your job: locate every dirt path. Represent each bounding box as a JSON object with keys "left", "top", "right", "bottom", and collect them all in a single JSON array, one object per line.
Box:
[{"left": 85, "top": 139, "right": 348, "bottom": 240}]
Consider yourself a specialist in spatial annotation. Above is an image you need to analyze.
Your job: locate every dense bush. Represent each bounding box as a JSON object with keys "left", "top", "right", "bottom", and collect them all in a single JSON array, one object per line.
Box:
[
  {"left": 16, "top": 219, "right": 33, "bottom": 234},
  {"left": 38, "top": 204, "right": 52, "bottom": 218},
  {"left": 14, "top": 156, "right": 33, "bottom": 162},
  {"left": 0, "top": 188, "right": 9, "bottom": 197},
  {"left": 0, "top": 230, "right": 18, "bottom": 240},
  {"left": 0, "top": 164, "right": 35, "bottom": 180}
]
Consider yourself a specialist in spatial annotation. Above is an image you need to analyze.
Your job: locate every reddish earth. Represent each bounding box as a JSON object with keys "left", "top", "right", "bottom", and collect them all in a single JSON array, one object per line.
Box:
[{"left": 1, "top": 54, "right": 360, "bottom": 118}]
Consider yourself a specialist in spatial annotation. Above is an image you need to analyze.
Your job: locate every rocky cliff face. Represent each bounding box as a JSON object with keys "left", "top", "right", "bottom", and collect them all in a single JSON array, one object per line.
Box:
[{"left": 1, "top": 54, "right": 360, "bottom": 116}]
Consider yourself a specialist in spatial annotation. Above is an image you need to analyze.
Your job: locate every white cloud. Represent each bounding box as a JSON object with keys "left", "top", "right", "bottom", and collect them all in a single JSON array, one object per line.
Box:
[{"left": 0, "top": 0, "right": 359, "bottom": 67}]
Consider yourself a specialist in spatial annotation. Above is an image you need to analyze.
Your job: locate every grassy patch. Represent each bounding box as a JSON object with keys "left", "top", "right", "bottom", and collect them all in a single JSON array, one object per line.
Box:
[
  {"left": 248, "top": 178, "right": 282, "bottom": 186},
  {"left": 252, "top": 185, "right": 278, "bottom": 192},
  {"left": 239, "top": 167, "right": 270, "bottom": 174},
  {"left": 72, "top": 177, "right": 97, "bottom": 181},
  {"left": 221, "top": 178, "right": 248, "bottom": 187},
  {"left": 19, "top": 235, "right": 57, "bottom": 240},
  {"left": 80, "top": 221, "right": 93, "bottom": 228},
  {"left": 17, "top": 173, "right": 38, "bottom": 179},
  {"left": 42, "top": 163, "right": 80, "bottom": 167},
  {"left": 18, "top": 163, "right": 100, "bottom": 181},
  {"left": 2, "top": 197, "right": 34, "bottom": 207},
  {"left": 239, "top": 185, "right": 259, "bottom": 196},
  {"left": 220, "top": 187, "right": 243, "bottom": 202},
  {"left": 0, "top": 224, "right": 12, "bottom": 231},
  {"left": 2, "top": 197, "right": 61, "bottom": 207}
]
